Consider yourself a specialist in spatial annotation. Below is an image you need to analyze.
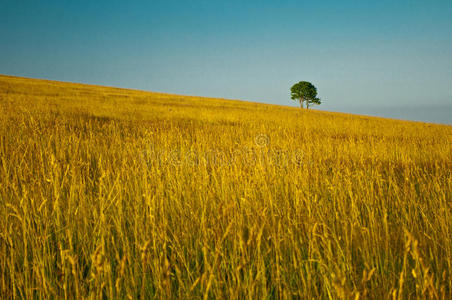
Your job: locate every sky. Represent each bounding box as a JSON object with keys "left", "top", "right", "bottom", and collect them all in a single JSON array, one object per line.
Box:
[{"left": 1, "top": 0, "right": 452, "bottom": 124}]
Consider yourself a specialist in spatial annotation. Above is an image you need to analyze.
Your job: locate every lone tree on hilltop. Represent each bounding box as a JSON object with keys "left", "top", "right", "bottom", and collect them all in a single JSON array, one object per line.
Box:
[{"left": 290, "top": 81, "right": 321, "bottom": 109}]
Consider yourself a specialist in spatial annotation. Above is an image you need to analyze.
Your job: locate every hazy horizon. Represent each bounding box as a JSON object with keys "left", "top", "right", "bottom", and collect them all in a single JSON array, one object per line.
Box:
[{"left": 1, "top": 0, "right": 451, "bottom": 124}]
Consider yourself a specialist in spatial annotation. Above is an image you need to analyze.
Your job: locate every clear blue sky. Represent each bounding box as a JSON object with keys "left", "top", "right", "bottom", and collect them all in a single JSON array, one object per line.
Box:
[{"left": 1, "top": 0, "right": 451, "bottom": 123}]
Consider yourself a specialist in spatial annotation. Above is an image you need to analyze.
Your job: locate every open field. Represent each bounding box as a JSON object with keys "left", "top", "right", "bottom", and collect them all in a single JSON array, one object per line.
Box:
[{"left": 0, "top": 74, "right": 451, "bottom": 299}]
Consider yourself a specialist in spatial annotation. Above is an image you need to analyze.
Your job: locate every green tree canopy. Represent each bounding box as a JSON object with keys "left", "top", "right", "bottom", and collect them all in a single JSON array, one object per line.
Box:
[{"left": 290, "top": 81, "right": 321, "bottom": 109}]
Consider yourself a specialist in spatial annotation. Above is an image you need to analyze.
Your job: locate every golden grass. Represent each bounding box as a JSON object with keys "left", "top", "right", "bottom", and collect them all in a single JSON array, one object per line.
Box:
[{"left": 0, "top": 74, "right": 451, "bottom": 299}]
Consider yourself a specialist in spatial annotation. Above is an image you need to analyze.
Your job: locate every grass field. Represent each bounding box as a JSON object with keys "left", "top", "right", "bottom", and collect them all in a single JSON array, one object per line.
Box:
[{"left": 0, "top": 74, "right": 451, "bottom": 299}]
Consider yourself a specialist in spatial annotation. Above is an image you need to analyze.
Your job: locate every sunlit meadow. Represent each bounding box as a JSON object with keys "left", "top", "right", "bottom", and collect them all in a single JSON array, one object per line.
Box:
[{"left": 0, "top": 75, "right": 451, "bottom": 299}]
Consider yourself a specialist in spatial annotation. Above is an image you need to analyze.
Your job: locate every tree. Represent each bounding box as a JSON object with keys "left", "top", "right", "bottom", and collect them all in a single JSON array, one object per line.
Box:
[{"left": 290, "top": 81, "right": 321, "bottom": 109}]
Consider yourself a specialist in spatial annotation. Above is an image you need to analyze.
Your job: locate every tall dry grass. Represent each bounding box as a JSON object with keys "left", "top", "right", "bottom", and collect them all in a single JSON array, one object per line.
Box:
[{"left": 0, "top": 75, "right": 451, "bottom": 299}]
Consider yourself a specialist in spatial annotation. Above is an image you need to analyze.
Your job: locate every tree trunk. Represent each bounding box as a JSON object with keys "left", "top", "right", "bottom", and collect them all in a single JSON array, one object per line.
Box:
[
  {"left": 306, "top": 101, "right": 309, "bottom": 109},
  {"left": 300, "top": 97, "right": 304, "bottom": 109}
]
